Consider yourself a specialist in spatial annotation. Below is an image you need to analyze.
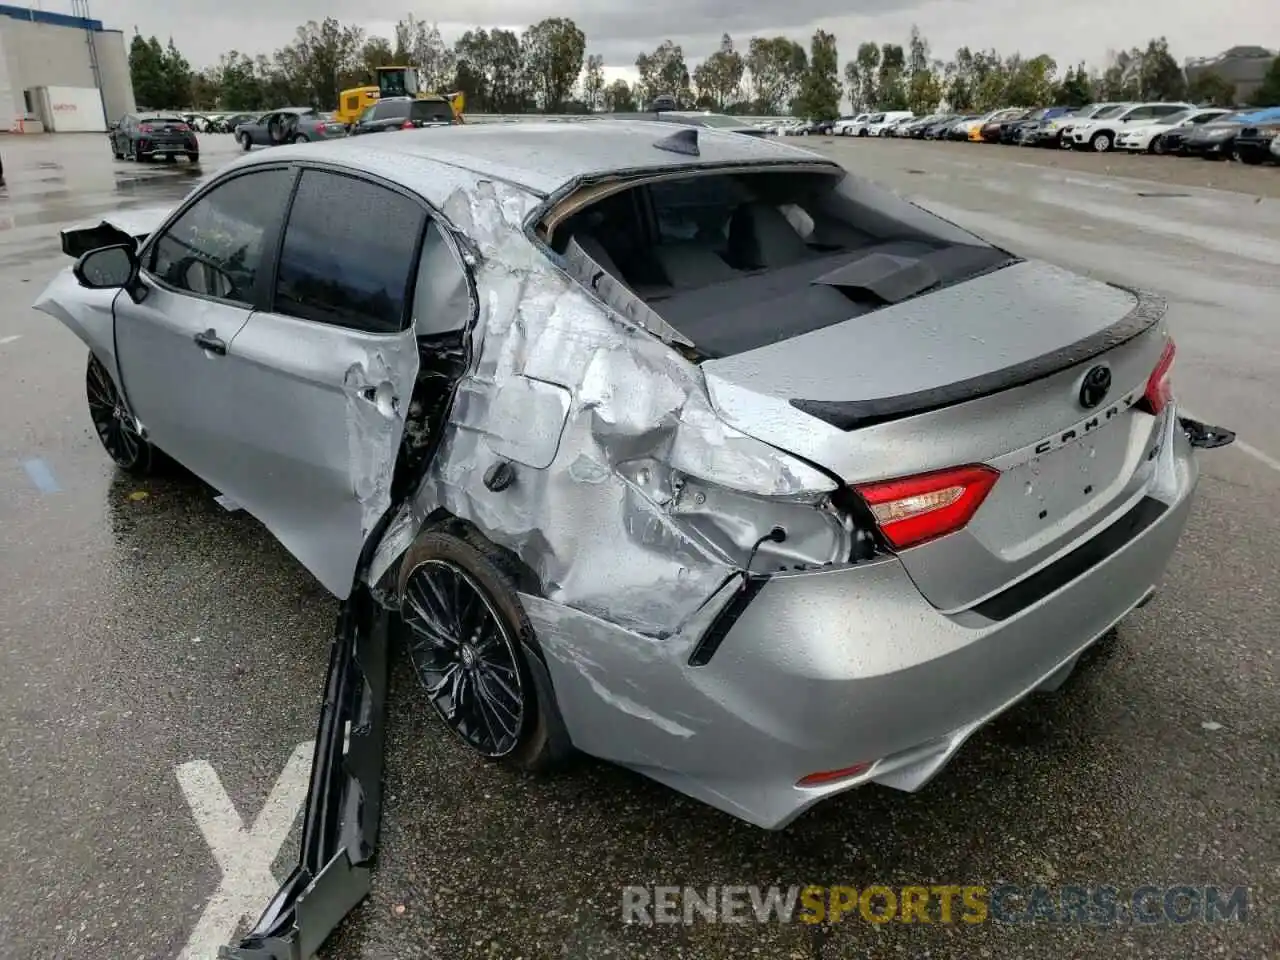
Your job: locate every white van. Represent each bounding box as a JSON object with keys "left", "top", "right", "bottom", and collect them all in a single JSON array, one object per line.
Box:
[{"left": 866, "top": 110, "right": 914, "bottom": 136}]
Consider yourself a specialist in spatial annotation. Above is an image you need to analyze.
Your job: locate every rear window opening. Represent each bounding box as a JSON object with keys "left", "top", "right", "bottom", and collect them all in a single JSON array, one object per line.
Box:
[{"left": 542, "top": 167, "right": 1015, "bottom": 359}]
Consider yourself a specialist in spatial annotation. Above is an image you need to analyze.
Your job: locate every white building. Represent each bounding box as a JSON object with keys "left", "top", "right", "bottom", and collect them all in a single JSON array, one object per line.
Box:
[{"left": 0, "top": 3, "right": 135, "bottom": 132}]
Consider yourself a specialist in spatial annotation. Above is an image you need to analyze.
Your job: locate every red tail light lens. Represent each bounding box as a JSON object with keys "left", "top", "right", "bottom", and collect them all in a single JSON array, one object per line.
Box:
[
  {"left": 314, "top": 122, "right": 325, "bottom": 132},
  {"left": 855, "top": 465, "right": 1000, "bottom": 550},
  {"left": 1137, "top": 340, "right": 1176, "bottom": 416},
  {"left": 139, "top": 124, "right": 153, "bottom": 133},
  {"left": 401, "top": 120, "right": 414, "bottom": 129},
  {"left": 173, "top": 123, "right": 189, "bottom": 131}
]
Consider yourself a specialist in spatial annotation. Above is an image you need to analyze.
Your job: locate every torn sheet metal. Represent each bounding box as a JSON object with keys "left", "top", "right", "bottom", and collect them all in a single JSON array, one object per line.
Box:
[
  {"left": 561, "top": 237, "right": 693, "bottom": 347},
  {"left": 364, "top": 175, "right": 843, "bottom": 640}
]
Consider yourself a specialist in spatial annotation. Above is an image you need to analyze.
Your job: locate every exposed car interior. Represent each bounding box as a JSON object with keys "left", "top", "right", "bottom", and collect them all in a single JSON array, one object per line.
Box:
[{"left": 546, "top": 169, "right": 1016, "bottom": 358}]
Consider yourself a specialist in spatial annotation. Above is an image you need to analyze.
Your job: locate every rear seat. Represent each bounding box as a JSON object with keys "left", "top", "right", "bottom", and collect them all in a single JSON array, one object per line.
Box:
[{"left": 651, "top": 243, "right": 738, "bottom": 288}]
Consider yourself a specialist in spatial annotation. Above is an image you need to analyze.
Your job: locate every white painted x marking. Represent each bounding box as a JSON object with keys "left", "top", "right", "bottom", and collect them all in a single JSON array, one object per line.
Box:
[{"left": 176, "top": 741, "right": 314, "bottom": 959}]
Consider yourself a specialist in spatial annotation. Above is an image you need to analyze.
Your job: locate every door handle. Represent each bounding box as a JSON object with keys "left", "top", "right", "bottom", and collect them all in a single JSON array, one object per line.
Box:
[{"left": 193, "top": 329, "right": 227, "bottom": 356}]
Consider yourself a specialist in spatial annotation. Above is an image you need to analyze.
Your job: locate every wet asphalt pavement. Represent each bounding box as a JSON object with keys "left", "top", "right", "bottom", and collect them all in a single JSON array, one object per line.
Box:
[{"left": 0, "top": 132, "right": 1276, "bottom": 960}]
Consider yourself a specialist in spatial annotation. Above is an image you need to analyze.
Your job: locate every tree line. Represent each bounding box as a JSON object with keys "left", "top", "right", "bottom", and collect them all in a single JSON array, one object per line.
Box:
[{"left": 129, "top": 18, "right": 1280, "bottom": 119}]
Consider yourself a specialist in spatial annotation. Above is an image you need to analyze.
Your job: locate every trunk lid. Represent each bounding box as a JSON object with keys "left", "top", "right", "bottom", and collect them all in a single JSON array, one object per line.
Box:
[{"left": 702, "top": 258, "right": 1171, "bottom": 612}]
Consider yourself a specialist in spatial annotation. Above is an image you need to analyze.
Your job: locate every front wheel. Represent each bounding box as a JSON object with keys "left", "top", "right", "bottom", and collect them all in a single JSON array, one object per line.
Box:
[
  {"left": 239, "top": 133, "right": 252, "bottom": 152},
  {"left": 86, "top": 353, "right": 157, "bottom": 475},
  {"left": 1239, "top": 152, "right": 1263, "bottom": 165},
  {"left": 1151, "top": 137, "right": 1165, "bottom": 155},
  {"left": 292, "top": 133, "right": 309, "bottom": 143},
  {"left": 397, "top": 530, "right": 557, "bottom": 771},
  {"left": 1090, "top": 131, "right": 1111, "bottom": 152}
]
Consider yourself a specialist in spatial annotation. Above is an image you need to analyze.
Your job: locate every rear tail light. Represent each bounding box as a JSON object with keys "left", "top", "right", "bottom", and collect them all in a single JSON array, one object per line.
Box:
[
  {"left": 401, "top": 120, "right": 414, "bottom": 129},
  {"left": 174, "top": 123, "right": 189, "bottom": 131},
  {"left": 139, "top": 124, "right": 153, "bottom": 133},
  {"left": 855, "top": 464, "right": 1000, "bottom": 550},
  {"left": 1137, "top": 340, "right": 1176, "bottom": 416},
  {"left": 315, "top": 122, "right": 326, "bottom": 132},
  {"left": 798, "top": 762, "right": 873, "bottom": 787}
]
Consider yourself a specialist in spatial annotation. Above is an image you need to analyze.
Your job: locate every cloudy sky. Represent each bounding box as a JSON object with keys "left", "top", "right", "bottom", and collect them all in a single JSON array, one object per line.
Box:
[{"left": 80, "top": 0, "right": 1272, "bottom": 77}]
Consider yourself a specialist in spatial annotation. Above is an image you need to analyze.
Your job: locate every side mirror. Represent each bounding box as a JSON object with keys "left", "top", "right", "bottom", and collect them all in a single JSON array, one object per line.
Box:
[{"left": 73, "top": 243, "right": 138, "bottom": 292}]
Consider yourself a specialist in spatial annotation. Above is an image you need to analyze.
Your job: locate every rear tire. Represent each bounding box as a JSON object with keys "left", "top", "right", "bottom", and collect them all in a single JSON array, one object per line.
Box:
[
  {"left": 397, "top": 530, "right": 558, "bottom": 772},
  {"left": 187, "top": 152, "right": 200, "bottom": 163},
  {"left": 292, "top": 133, "right": 309, "bottom": 143},
  {"left": 239, "top": 133, "right": 252, "bottom": 151}
]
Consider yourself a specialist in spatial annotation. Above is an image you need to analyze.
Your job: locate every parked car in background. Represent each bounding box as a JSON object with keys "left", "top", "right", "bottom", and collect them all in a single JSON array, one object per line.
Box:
[
  {"left": 834, "top": 113, "right": 872, "bottom": 136},
  {"left": 108, "top": 112, "right": 198, "bottom": 163},
  {"left": 1051, "top": 103, "right": 1127, "bottom": 148},
  {"left": 235, "top": 108, "right": 347, "bottom": 149},
  {"left": 1271, "top": 132, "right": 1280, "bottom": 162},
  {"left": 898, "top": 114, "right": 944, "bottom": 137},
  {"left": 1004, "top": 107, "right": 1071, "bottom": 144},
  {"left": 1182, "top": 107, "right": 1280, "bottom": 160},
  {"left": 1233, "top": 113, "right": 1280, "bottom": 164},
  {"left": 950, "top": 111, "right": 1000, "bottom": 140},
  {"left": 1066, "top": 102, "right": 1193, "bottom": 152},
  {"left": 978, "top": 108, "right": 1034, "bottom": 143},
  {"left": 924, "top": 115, "right": 966, "bottom": 139},
  {"left": 349, "top": 96, "right": 455, "bottom": 135},
  {"left": 1115, "top": 107, "right": 1232, "bottom": 153},
  {"left": 213, "top": 113, "right": 255, "bottom": 134},
  {"left": 867, "top": 111, "right": 914, "bottom": 136},
  {"left": 828, "top": 114, "right": 859, "bottom": 135}
]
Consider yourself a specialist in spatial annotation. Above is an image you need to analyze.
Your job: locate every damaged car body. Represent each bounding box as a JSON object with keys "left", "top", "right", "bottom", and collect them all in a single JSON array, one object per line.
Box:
[{"left": 35, "top": 121, "right": 1235, "bottom": 957}]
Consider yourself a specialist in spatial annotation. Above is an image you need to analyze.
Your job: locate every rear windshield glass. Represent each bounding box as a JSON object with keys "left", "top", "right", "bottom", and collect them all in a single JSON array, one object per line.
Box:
[
  {"left": 411, "top": 100, "right": 454, "bottom": 123},
  {"left": 551, "top": 169, "right": 1013, "bottom": 359}
]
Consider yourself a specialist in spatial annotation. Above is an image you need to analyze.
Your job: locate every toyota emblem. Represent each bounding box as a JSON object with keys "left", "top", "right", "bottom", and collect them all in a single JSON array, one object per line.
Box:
[{"left": 1079, "top": 365, "right": 1112, "bottom": 409}]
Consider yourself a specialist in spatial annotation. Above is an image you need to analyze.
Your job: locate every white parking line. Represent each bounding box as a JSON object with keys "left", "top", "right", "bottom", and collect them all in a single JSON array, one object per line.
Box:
[
  {"left": 0, "top": 334, "right": 20, "bottom": 345},
  {"left": 176, "top": 741, "right": 313, "bottom": 960},
  {"left": 1233, "top": 439, "right": 1280, "bottom": 474}
]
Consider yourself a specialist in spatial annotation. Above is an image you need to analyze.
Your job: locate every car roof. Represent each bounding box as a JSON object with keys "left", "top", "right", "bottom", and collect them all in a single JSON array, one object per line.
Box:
[{"left": 238, "top": 119, "right": 832, "bottom": 197}]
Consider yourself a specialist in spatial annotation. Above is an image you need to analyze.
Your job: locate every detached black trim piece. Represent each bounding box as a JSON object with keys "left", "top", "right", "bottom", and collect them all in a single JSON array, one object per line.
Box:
[
  {"left": 792, "top": 287, "right": 1167, "bottom": 431},
  {"left": 1179, "top": 417, "right": 1236, "bottom": 449},
  {"left": 972, "top": 496, "right": 1169, "bottom": 623},
  {"left": 688, "top": 575, "right": 769, "bottom": 666},
  {"left": 221, "top": 573, "right": 392, "bottom": 958}
]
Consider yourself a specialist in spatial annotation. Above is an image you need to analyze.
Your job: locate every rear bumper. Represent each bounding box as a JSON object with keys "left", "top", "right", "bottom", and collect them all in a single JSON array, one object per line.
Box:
[
  {"left": 136, "top": 137, "right": 197, "bottom": 154},
  {"left": 528, "top": 409, "right": 1200, "bottom": 830}
]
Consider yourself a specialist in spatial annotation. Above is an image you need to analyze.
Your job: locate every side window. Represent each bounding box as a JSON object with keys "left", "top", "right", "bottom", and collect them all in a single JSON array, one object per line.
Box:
[
  {"left": 359, "top": 105, "right": 377, "bottom": 123},
  {"left": 147, "top": 167, "right": 293, "bottom": 305},
  {"left": 412, "top": 221, "right": 471, "bottom": 336},
  {"left": 346, "top": 95, "right": 360, "bottom": 112},
  {"left": 273, "top": 170, "right": 426, "bottom": 334},
  {"left": 1124, "top": 107, "right": 1154, "bottom": 121},
  {"left": 1150, "top": 105, "right": 1183, "bottom": 117},
  {"left": 374, "top": 102, "right": 408, "bottom": 121}
]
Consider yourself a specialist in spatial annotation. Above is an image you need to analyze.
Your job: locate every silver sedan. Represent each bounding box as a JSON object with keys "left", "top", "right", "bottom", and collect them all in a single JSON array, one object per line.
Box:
[{"left": 38, "top": 121, "right": 1233, "bottom": 896}]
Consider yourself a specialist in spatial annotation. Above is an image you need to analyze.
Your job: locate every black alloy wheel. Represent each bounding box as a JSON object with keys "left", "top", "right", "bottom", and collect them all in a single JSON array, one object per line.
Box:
[
  {"left": 401, "top": 558, "right": 527, "bottom": 758},
  {"left": 85, "top": 353, "right": 154, "bottom": 474}
]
